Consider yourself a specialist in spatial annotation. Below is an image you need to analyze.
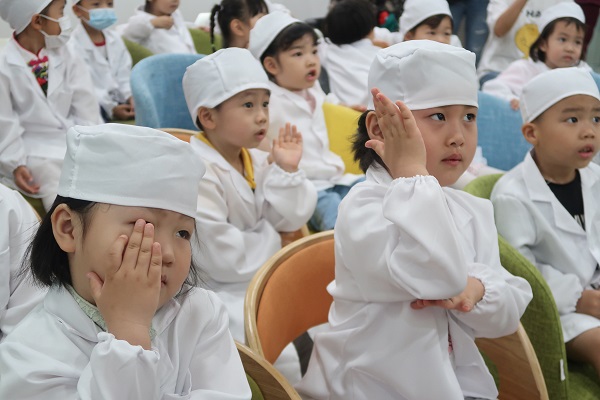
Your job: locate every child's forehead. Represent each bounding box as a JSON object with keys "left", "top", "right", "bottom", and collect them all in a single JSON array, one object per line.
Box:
[
  {"left": 548, "top": 94, "right": 600, "bottom": 112},
  {"left": 96, "top": 204, "right": 194, "bottom": 222},
  {"left": 223, "top": 88, "right": 271, "bottom": 103}
]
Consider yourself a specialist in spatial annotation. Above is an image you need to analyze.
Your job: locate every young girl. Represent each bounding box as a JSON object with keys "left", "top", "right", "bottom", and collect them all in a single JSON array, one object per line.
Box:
[
  {"left": 0, "top": 0, "right": 102, "bottom": 211},
  {"left": 0, "top": 124, "right": 251, "bottom": 399},
  {"left": 249, "top": 11, "right": 363, "bottom": 231},
  {"left": 296, "top": 40, "right": 532, "bottom": 400},
  {"left": 71, "top": 0, "right": 135, "bottom": 121},
  {"left": 209, "top": 0, "right": 268, "bottom": 51},
  {"left": 483, "top": 2, "right": 591, "bottom": 110},
  {"left": 400, "top": 0, "right": 463, "bottom": 47},
  {"left": 122, "top": 0, "right": 196, "bottom": 54}
]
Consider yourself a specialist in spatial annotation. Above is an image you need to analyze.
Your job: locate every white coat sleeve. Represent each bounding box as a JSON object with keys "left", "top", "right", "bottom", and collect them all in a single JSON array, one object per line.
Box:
[
  {"left": 481, "top": 60, "right": 531, "bottom": 102},
  {"left": 260, "top": 163, "right": 317, "bottom": 232},
  {"left": 0, "top": 69, "right": 27, "bottom": 177},
  {"left": 66, "top": 47, "right": 103, "bottom": 125},
  {"left": 122, "top": 14, "right": 155, "bottom": 43},
  {"left": 115, "top": 39, "right": 133, "bottom": 101}
]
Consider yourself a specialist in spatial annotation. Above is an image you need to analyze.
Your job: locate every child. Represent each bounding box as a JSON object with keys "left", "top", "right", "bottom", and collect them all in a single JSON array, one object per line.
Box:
[
  {"left": 0, "top": 124, "right": 252, "bottom": 398},
  {"left": 249, "top": 11, "right": 363, "bottom": 231},
  {"left": 0, "top": 0, "right": 102, "bottom": 211},
  {"left": 399, "top": 0, "right": 461, "bottom": 47},
  {"left": 209, "top": 0, "right": 268, "bottom": 51},
  {"left": 0, "top": 183, "right": 45, "bottom": 342},
  {"left": 296, "top": 40, "right": 532, "bottom": 399},
  {"left": 483, "top": 2, "right": 591, "bottom": 110},
  {"left": 71, "top": 0, "right": 135, "bottom": 122},
  {"left": 491, "top": 67, "right": 600, "bottom": 377},
  {"left": 122, "top": 0, "right": 196, "bottom": 54}
]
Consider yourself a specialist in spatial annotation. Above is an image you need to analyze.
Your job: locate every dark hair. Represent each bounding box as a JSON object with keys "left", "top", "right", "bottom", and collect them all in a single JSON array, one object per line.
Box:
[
  {"left": 210, "top": 0, "right": 268, "bottom": 51},
  {"left": 352, "top": 110, "right": 384, "bottom": 173},
  {"left": 325, "top": 0, "right": 377, "bottom": 45},
  {"left": 408, "top": 14, "right": 453, "bottom": 35},
  {"left": 530, "top": 17, "right": 586, "bottom": 63}
]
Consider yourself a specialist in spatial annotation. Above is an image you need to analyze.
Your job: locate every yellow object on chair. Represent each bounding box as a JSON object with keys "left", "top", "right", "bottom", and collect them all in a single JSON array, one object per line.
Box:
[{"left": 322, "top": 103, "right": 362, "bottom": 175}]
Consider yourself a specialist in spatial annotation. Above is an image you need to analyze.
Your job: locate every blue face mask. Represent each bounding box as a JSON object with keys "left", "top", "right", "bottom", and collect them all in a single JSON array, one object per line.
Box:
[{"left": 79, "top": 6, "right": 118, "bottom": 31}]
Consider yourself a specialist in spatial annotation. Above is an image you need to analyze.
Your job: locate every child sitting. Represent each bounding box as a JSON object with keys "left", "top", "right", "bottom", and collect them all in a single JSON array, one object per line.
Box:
[
  {"left": 209, "top": 0, "right": 268, "bottom": 51},
  {"left": 123, "top": 0, "right": 196, "bottom": 54},
  {"left": 483, "top": 2, "right": 591, "bottom": 110},
  {"left": 71, "top": 0, "right": 135, "bottom": 122},
  {"left": 0, "top": 124, "right": 251, "bottom": 398},
  {"left": 296, "top": 40, "right": 532, "bottom": 399},
  {"left": 249, "top": 11, "right": 363, "bottom": 231},
  {"left": 491, "top": 67, "right": 600, "bottom": 378},
  {"left": 400, "top": 0, "right": 461, "bottom": 47},
  {"left": 0, "top": 0, "right": 102, "bottom": 211}
]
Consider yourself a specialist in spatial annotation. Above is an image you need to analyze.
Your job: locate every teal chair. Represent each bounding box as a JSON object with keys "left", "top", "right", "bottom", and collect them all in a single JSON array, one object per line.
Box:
[{"left": 464, "top": 174, "right": 600, "bottom": 400}]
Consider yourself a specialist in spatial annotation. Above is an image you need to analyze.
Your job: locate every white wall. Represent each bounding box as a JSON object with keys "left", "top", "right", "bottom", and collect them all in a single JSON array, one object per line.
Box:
[{"left": 0, "top": 0, "right": 328, "bottom": 38}]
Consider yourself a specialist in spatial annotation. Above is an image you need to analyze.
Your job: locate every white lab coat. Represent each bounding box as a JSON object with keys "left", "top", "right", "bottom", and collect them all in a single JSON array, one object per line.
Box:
[
  {"left": 491, "top": 152, "right": 600, "bottom": 342},
  {"left": 0, "top": 184, "right": 45, "bottom": 342},
  {"left": 190, "top": 137, "right": 317, "bottom": 341},
  {"left": 0, "top": 285, "right": 251, "bottom": 399},
  {"left": 267, "top": 82, "right": 362, "bottom": 191},
  {"left": 122, "top": 7, "right": 196, "bottom": 54},
  {"left": 296, "top": 166, "right": 532, "bottom": 400},
  {"left": 69, "top": 22, "right": 133, "bottom": 119}
]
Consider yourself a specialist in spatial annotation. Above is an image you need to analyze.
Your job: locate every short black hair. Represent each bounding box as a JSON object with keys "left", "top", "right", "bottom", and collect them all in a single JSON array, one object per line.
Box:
[
  {"left": 352, "top": 110, "right": 385, "bottom": 173},
  {"left": 530, "top": 17, "right": 586, "bottom": 63},
  {"left": 210, "top": 0, "right": 268, "bottom": 50},
  {"left": 408, "top": 14, "right": 453, "bottom": 35},
  {"left": 325, "top": 0, "right": 377, "bottom": 45}
]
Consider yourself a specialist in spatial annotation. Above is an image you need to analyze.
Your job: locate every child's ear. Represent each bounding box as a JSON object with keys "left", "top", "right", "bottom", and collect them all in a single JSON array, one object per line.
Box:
[
  {"left": 51, "top": 204, "right": 78, "bottom": 253},
  {"left": 198, "top": 107, "right": 216, "bottom": 131},
  {"left": 365, "top": 111, "right": 384, "bottom": 142},
  {"left": 29, "top": 14, "right": 44, "bottom": 31},
  {"left": 522, "top": 122, "right": 539, "bottom": 145},
  {"left": 263, "top": 56, "right": 279, "bottom": 77},
  {"left": 72, "top": 4, "right": 84, "bottom": 19},
  {"left": 229, "top": 18, "right": 247, "bottom": 37},
  {"left": 403, "top": 32, "right": 413, "bottom": 41}
]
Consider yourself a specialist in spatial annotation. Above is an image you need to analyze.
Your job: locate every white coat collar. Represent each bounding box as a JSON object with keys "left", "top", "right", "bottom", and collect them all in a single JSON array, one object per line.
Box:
[
  {"left": 268, "top": 80, "right": 325, "bottom": 115},
  {"left": 72, "top": 22, "right": 112, "bottom": 65}
]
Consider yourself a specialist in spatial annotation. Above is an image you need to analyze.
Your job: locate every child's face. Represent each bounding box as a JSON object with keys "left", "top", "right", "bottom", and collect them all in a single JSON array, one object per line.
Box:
[
  {"left": 69, "top": 204, "right": 195, "bottom": 310},
  {"left": 74, "top": 0, "right": 114, "bottom": 21},
  {"left": 38, "top": 0, "right": 67, "bottom": 36},
  {"left": 265, "top": 33, "right": 320, "bottom": 91},
  {"left": 412, "top": 105, "right": 478, "bottom": 186},
  {"left": 405, "top": 16, "right": 453, "bottom": 45},
  {"left": 148, "top": 0, "right": 179, "bottom": 16},
  {"left": 540, "top": 21, "right": 584, "bottom": 69}
]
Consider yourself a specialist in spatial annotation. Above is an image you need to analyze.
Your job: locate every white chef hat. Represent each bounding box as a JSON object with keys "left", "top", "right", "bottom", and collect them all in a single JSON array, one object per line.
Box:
[
  {"left": 399, "top": 0, "right": 452, "bottom": 39},
  {"left": 58, "top": 124, "right": 205, "bottom": 219},
  {"left": 0, "top": 0, "right": 53, "bottom": 34},
  {"left": 537, "top": 2, "right": 584, "bottom": 34},
  {"left": 182, "top": 48, "right": 270, "bottom": 128},
  {"left": 520, "top": 68, "right": 599, "bottom": 123},
  {"left": 367, "top": 40, "right": 478, "bottom": 110},
  {"left": 248, "top": 11, "right": 300, "bottom": 59}
]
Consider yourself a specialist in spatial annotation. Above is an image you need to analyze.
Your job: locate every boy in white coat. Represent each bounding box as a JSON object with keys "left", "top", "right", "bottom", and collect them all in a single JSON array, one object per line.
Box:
[
  {"left": 491, "top": 67, "right": 600, "bottom": 377},
  {"left": 0, "top": 0, "right": 102, "bottom": 211}
]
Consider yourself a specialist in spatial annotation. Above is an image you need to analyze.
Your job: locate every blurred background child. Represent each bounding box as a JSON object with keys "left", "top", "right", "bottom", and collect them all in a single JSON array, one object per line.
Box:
[{"left": 209, "top": 0, "right": 268, "bottom": 50}]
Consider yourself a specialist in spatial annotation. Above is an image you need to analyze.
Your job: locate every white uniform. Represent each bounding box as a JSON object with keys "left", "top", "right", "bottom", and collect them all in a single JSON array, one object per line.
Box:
[
  {"left": 491, "top": 152, "right": 600, "bottom": 342},
  {"left": 0, "top": 184, "right": 45, "bottom": 342},
  {"left": 296, "top": 166, "right": 532, "bottom": 400},
  {"left": 122, "top": 7, "right": 195, "bottom": 54},
  {"left": 190, "top": 137, "right": 317, "bottom": 341},
  {"left": 69, "top": 22, "right": 133, "bottom": 119},
  {"left": 0, "top": 286, "right": 251, "bottom": 399}
]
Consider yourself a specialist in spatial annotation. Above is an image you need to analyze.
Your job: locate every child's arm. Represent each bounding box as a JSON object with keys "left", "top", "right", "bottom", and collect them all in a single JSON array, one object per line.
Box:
[
  {"left": 65, "top": 47, "right": 103, "bottom": 125},
  {"left": 123, "top": 13, "right": 173, "bottom": 42}
]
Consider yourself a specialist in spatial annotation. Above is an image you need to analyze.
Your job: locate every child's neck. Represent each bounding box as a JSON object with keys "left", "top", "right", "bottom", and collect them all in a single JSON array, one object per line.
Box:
[
  {"left": 81, "top": 21, "right": 106, "bottom": 44},
  {"left": 15, "top": 28, "right": 46, "bottom": 55},
  {"left": 203, "top": 131, "right": 245, "bottom": 174},
  {"left": 532, "top": 150, "right": 577, "bottom": 184}
]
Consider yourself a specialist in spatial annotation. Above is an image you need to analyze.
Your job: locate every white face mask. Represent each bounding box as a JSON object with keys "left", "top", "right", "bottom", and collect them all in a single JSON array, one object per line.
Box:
[{"left": 39, "top": 15, "right": 73, "bottom": 49}]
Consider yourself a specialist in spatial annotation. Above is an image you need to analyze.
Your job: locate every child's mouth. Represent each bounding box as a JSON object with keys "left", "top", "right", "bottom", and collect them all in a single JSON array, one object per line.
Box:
[
  {"left": 442, "top": 154, "right": 462, "bottom": 166},
  {"left": 578, "top": 145, "right": 595, "bottom": 158},
  {"left": 306, "top": 70, "right": 317, "bottom": 80}
]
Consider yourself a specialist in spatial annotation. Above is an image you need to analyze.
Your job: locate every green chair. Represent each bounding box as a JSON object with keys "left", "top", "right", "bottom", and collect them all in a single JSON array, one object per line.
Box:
[
  {"left": 122, "top": 37, "right": 154, "bottom": 66},
  {"left": 464, "top": 174, "right": 600, "bottom": 400},
  {"left": 189, "top": 28, "right": 222, "bottom": 55}
]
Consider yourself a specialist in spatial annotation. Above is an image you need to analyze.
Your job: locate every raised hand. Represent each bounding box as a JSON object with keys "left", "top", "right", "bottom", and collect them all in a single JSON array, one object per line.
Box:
[
  {"left": 271, "top": 123, "right": 303, "bottom": 173},
  {"left": 411, "top": 277, "right": 485, "bottom": 313},
  {"left": 152, "top": 16, "right": 175, "bottom": 30}
]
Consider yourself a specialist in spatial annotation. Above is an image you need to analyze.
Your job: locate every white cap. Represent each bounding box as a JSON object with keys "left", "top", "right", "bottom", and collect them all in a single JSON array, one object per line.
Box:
[
  {"left": 58, "top": 124, "right": 205, "bottom": 219},
  {"left": 0, "top": 0, "right": 53, "bottom": 34},
  {"left": 537, "top": 2, "right": 584, "bottom": 34},
  {"left": 249, "top": 11, "right": 300, "bottom": 59},
  {"left": 399, "top": 0, "right": 452, "bottom": 39},
  {"left": 182, "top": 48, "right": 270, "bottom": 128},
  {"left": 520, "top": 68, "right": 599, "bottom": 123},
  {"left": 367, "top": 40, "right": 478, "bottom": 110}
]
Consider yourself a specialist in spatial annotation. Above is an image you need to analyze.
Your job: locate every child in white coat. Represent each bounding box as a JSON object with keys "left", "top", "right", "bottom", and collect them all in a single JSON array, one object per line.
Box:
[
  {"left": 400, "top": 0, "right": 462, "bottom": 47},
  {"left": 491, "top": 67, "right": 600, "bottom": 378},
  {"left": 249, "top": 11, "right": 363, "bottom": 231},
  {"left": 296, "top": 40, "right": 532, "bottom": 400},
  {"left": 483, "top": 2, "right": 591, "bottom": 110},
  {"left": 0, "top": 0, "right": 102, "bottom": 211},
  {"left": 71, "top": 0, "right": 135, "bottom": 122},
  {"left": 122, "top": 0, "right": 196, "bottom": 54},
  {"left": 0, "top": 124, "right": 251, "bottom": 399},
  {"left": 209, "top": 0, "right": 268, "bottom": 51}
]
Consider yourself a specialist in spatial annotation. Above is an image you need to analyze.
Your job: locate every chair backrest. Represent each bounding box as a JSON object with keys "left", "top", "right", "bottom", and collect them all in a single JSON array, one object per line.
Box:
[
  {"left": 245, "top": 230, "right": 335, "bottom": 364},
  {"left": 122, "top": 37, "right": 154, "bottom": 66},
  {"left": 160, "top": 128, "right": 196, "bottom": 142},
  {"left": 130, "top": 53, "right": 203, "bottom": 130},
  {"left": 189, "top": 28, "right": 222, "bottom": 54},
  {"left": 322, "top": 103, "right": 362, "bottom": 175}
]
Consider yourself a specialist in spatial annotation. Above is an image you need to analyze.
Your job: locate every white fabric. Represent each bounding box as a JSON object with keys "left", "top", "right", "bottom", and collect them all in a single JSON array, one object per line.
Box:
[
  {"left": 59, "top": 124, "right": 205, "bottom": 219},
  {"left": 0, "top": 286, "right": 252, "bottom": 399},
  {"left": 69, "top": 22, "right": 132, "bottom": 119},
  {"left": 190, "top": 137, "right": 316, "bottom": 341},
  {"left": 27, "top": 156, "right": 62, "bottom": 210},
  {"left": 492, "top": 152, "right": 600, "bottom": 341},
  {"left": 520, "top": 67, "right": 600, "bottom": 122},
  {"left": 265, "top": 0, "right": 291, "bottom": 15},
  {"left": 296, "top": 167, "right": 532, "bottom": 399},
  {"left": 183, "top": 48, "right": 270, "bottom": 127},
  {"left": 399, "top": 0, "right": 453, "bottom": 39},
  {"left": 122, "top": 8, "right": 195, "bottom": 54},
  {"left": 538, "top": 1, "right": 584, "bottom": 33},
  {"left": 248, "top": 11, "right": 299, "bottom": 59},
  {"left": 367, "top": 40, "right": 478, "bottom": 110},
  {"left": 0, "top": 184, "right": 45, "bottom": 342},
  {"left": 0, "top": 0, "right": 52, "bottom": 34}
]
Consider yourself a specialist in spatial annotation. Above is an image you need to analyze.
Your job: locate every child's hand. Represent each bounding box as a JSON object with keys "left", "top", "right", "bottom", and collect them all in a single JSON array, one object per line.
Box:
[
  {"left": 411, "top": 277, "right": 485, "bottom": 313},
  {"left": 87, "top": 219, "right": 162, "bottom": 349},
  {"left": 112, "top": 103, "right": 135, "bottom": 121},
  {"left": 510, "top": 99, "right": 520, "bottom": 110},
  {"left": 366, "top": 88, "right": 428, "bottom": 180},
  {"left": 151, "top": 16, "right": 174, "bottom": 29},
  {"left": 13, "top": 166, "right": 40, "bottom": 194},
  {"left": 271, "top": 123, "right": 302, "bottom": 173},
  {"left": 576, "top": 290, "right": 600, "bottom": 319}
]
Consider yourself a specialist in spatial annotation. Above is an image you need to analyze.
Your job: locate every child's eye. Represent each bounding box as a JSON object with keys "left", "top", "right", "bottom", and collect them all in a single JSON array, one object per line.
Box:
[
  {"left": 464, "top": 113, "right": 476, "bottom": 121},
  {"left": 312, "top": 49, "right": 318, "bottom": 55},
  {"left": 262, "top": 101, "right": 269, "bottom": 108},
  {"left": 575, "top": 40, "right": 583, "bottom": 46},
  {"left": 566, "top": 117, "right": 578, "bottom": 123},
  {"left": 176, "top": 230, "right": 191, "bottom": 240},
  {"left": 430, "top": 113, "right": 445, "bottom": 121},
  {"left": 558, "top": 37, "right": 566, "bottom": 42},
  {"left": 293, "top": 52, "right": 302, "bottom": 57},
  {"left": 592, "top": 116, "right": 600, "bottom": 123},
  {"left": 243, "top": 102, "right": 253, "bottom": 108}
]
